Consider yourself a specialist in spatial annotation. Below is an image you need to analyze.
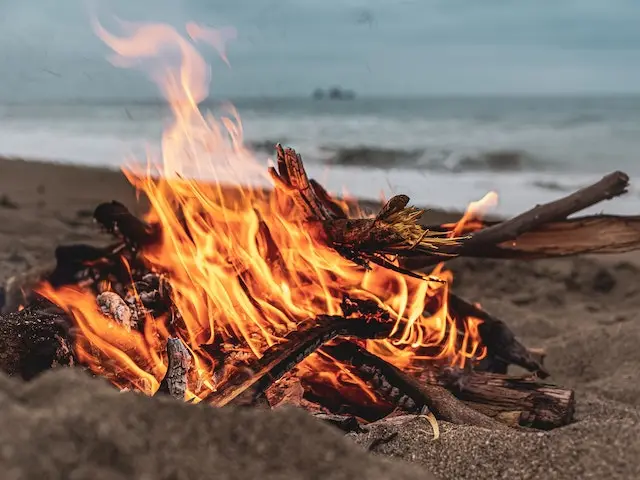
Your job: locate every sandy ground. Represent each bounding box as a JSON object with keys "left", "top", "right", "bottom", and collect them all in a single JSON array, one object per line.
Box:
[
  {"left": 0, "top": 368, "right": 431, "bottom": 480},
  {"left": 0, "top": 157, "right": 639, "bottom": 479}
]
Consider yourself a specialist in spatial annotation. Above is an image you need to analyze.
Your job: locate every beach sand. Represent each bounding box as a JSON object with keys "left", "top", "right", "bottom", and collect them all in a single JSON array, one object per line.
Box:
[{"left": 0, "top": 156, "right": 639, "bottom": 479}]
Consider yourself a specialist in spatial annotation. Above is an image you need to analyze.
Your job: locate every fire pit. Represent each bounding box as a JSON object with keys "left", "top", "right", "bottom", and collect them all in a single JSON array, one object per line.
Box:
[{"left": 1, "top": 19, "right": 640, "bottom": 435}]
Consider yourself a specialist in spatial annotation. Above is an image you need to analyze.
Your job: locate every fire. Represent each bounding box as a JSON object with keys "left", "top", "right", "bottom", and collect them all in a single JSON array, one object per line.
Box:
[{"left": 38, "top": 19, "right": 490, "bottom": 402}]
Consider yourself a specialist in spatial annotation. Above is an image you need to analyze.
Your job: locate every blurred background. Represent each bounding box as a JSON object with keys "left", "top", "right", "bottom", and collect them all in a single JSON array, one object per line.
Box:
[{"left": 1, "top": 0, "right": 639, "bottom": 214}]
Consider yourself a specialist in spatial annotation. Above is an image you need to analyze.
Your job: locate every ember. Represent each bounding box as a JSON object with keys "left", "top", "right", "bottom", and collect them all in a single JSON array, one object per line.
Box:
[{"left": 4, "top": 18, "right": 639, "bottom": 432}]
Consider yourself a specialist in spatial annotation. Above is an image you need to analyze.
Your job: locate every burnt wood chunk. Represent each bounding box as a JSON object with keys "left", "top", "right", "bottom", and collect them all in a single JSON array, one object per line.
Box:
[
  {"left": 448, "top": 293, "right": 548, "bottom": 376},
  {"left": 93, "top": 201, "right": 160, "bottom": 248},
  {"left": 0, "top": 303, "right": 74, "bottom": 379},
  {"left": 155, "top": 338, "right": 192, "bottom": 401}
]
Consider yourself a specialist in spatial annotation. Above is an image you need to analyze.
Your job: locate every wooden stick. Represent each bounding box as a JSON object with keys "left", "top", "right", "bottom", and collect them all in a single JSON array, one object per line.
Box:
[
  {"left": 155, "top": 337, "right": 192, "bottom": 401},
  {"left": 404, "top": 214, "right": 640, "bottom": 269},
  {"left": 326, "top": 341, "right": 574, "bottom": 429},
  {"left": 463, "top": 171, "right": 629, "bottom": 248}
]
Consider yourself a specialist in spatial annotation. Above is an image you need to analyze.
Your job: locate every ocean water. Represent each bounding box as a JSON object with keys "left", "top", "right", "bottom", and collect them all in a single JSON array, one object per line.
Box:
[{"left": 1, "top": 96, "right": 640, "bottom": 216}]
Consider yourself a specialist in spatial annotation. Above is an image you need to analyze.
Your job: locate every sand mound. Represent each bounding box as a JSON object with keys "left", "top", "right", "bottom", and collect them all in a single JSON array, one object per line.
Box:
[
  {"left": 0, "top": 368, "right": 432, "bottom": 480},
  {"left": 351, "top": 399, "right": 640, "bottom": 479}
]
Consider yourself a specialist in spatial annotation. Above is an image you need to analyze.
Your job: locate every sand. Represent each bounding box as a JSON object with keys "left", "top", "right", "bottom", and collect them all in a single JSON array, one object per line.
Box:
[
  {"left": 0, "top": 368, "right": 432, "bottom": 480},
  {"left": 0, "top": 156, "right": 639, "bottom": 479}
]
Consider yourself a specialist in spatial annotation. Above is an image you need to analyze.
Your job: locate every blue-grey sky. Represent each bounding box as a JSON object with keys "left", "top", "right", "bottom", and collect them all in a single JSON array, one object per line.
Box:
[{"left": 1, "top": 0, "right": 640, "bottom": 100}]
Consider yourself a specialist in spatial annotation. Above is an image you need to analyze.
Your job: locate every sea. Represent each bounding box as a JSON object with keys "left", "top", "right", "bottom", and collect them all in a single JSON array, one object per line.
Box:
[{"left": 1, "top": 95, "right": 640, "bottom": 216}]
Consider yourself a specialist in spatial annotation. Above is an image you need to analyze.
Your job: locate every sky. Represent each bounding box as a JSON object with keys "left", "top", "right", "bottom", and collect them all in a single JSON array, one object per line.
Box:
[{"left": 1, "top": 0, "right": 640, "bottom": 100}]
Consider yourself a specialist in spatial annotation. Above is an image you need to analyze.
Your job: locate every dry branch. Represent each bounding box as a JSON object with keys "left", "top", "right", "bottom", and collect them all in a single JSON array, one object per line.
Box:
[
  {"left": 403, "top": 172, "right": 637, "bottom": 269},
  {"left": 462, "top": 171, "right": 629, "bottom": 248},
  {"left": 404, "top": 215, "right": 640, "bottom": 270}
]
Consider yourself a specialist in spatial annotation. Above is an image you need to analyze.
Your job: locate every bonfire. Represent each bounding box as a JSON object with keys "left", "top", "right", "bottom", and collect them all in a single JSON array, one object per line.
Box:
[{"left": 2, "top": 19, "right": 640, "bottom": 434}]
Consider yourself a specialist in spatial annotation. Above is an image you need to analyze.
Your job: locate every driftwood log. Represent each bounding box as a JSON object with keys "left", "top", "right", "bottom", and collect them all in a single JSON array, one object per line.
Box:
[{"left": 437, "top": 371, "right": 575, "bottom": 430}]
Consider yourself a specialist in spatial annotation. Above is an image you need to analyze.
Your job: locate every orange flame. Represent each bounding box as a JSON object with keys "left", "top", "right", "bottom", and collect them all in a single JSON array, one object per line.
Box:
[{"left": 38, "top": 20, "right": 491, "bottom": 402}]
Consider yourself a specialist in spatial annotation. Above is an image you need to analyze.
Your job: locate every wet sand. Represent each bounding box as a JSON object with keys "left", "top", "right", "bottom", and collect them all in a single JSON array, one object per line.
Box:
[{"left": 0, "top": 156, "right": 639, "bottom": 479}]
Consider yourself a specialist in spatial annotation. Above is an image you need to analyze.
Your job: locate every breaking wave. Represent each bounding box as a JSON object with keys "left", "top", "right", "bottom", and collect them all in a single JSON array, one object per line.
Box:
[{"left": 300, "top": 145, "right": 553, "bottom": 173}]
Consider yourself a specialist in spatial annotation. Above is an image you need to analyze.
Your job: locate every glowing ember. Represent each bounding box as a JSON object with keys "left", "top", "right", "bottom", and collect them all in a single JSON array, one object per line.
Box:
[{"left": 38, "top": 19, "right": 490, "bottom": 403}]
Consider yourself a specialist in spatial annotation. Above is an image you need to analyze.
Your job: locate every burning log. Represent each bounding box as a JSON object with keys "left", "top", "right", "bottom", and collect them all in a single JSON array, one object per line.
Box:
[
  {"left": 324, "top": 341, "right": 506, "bottom": 430},
  {"left": 204, "top": 310, "right": 395, "bottom": 407},
  {"left": 0, "top": 301, "right": 75, "bottom": 379},
  {"left": 96, "top": 291, "right": 136, "bottom": 332},
  {"left": 448, "top": 293, "right": 547, "bottom": 376},
  {"left": 155, "top": 338, "right": 192, "bottom": 401},
  {"left": 325, "top": 341, "right": 574, "bottom": 430}
]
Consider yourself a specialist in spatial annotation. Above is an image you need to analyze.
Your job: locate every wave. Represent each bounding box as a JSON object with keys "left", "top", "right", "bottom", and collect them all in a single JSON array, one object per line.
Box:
[
  {"left": 303, "top": 145, "right": 553, "bottom": 173},
  {"left": 321, "top": 146, "right": 425, "bottom": 168},
  {"left": 443, "top": 150, "right": 551, "bottom": 173}
]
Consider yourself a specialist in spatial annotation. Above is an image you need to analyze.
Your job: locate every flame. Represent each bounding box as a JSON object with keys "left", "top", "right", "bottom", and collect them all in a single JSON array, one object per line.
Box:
[{"left": 38, "top": 19, "right": 491, "bottom": 402}]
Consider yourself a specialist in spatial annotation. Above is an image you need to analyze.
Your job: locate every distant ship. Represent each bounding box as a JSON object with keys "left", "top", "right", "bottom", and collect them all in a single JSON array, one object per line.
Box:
[{"left": 312, "top": 86, "right": 356, "bottom": 101}]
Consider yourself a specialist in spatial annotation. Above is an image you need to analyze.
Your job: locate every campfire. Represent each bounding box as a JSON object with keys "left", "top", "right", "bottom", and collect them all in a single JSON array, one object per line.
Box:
[{"left": 3, "top": 20, "right": 640, "bottom": 434}]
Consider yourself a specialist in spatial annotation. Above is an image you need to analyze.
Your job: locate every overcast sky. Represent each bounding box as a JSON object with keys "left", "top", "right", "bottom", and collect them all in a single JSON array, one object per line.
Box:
[{"left": 1, "top": 0, "right": 639, "bottom": 100}]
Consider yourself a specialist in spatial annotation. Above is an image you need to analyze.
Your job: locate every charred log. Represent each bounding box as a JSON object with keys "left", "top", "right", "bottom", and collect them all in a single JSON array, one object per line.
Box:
[
  {"left": 203, "top": 310, "right": 395, "bottom": 407},
  {"left": 155, "top": 338, "right": 192, "bottom": 401},
  {"left": 448, "top": 293, "right": 548, "bottom": 376},
  {"left": 93, "top": 201, "right": 161, "bottom": 248},
  {"left": 324, "top": 341, "right": 506, "bottom": 430},
  {"left": 326, "top": 341, "right": 574, "bottom": 430},
  {"left": 96, "top": 291, "right": 137, "bottom": 332},
  {"left": 0, "top": 302, "right": 75, "bottom": 379}
]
